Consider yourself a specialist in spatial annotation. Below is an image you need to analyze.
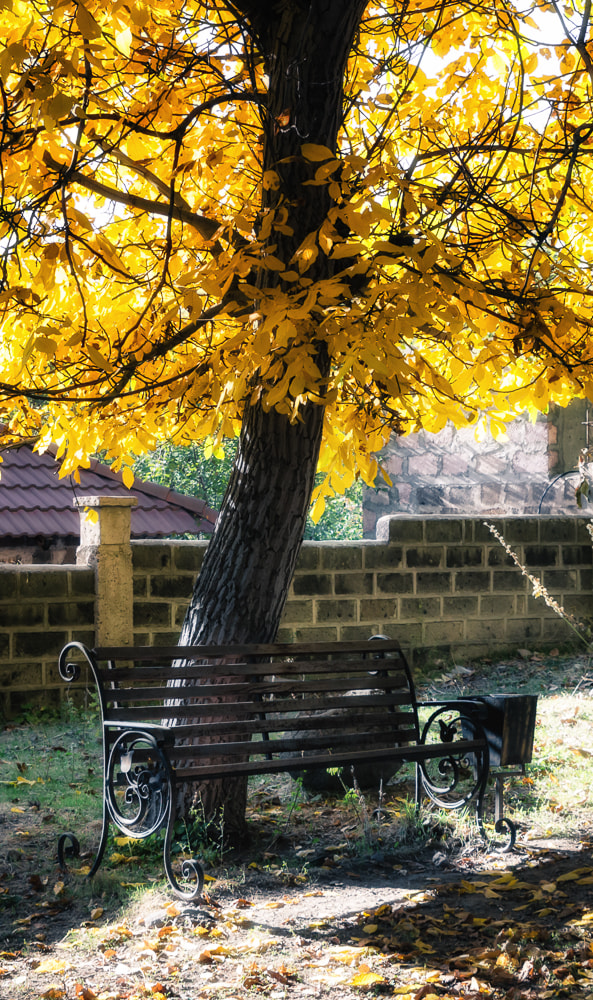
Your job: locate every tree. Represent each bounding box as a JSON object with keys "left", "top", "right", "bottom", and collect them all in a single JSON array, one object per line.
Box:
[
  {"left": 1, "top": 0, "right": 593, "bottom": 833},
  {"left": 132, "top": 441, "right": 363, "bottom": 538}
]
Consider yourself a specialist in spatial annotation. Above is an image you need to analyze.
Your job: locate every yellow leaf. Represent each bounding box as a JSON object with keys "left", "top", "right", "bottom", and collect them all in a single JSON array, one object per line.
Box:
[
  {"left": 331, "top": 242, "right": 366, "bottom": 259},
  {"left": 557, "top": 870, "right": 584, "bottom": 881},
  {"left": 301, "top": 143, "right": 334, "bottom": 161},
  {"left": 263, "top": 170, "right": 280, "bottom": 190},
  {"left": 76, "top": 3, "right": 102, "bottom": 38},
  {"left": 34, "top": 337, "right": 58, "bottom": 357},
  {"left": 310, "top": 494, "right": 326, "bottom": 522},
  {"left": 261, "top": 255, "right": 286, "bottom": 272},
  {"left": 115, "top": 25, "right": 133, "bottom": 56},
  {"left": 86, "top": 346, "right": 114, "bottom": 373},
  {"left": 36, "top": 957, "right": 71, "bottom": 974},
  {"left": 350, "top": 965, "right": 387, "bottom": 987},
  {"left": 121, "top": 466, "right": 135, "bottom": 489}
]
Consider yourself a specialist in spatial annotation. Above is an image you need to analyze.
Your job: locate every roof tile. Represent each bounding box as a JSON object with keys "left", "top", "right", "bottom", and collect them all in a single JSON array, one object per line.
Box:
[{"left": 0, "top": 442, "right": 217, "bottom": 539}]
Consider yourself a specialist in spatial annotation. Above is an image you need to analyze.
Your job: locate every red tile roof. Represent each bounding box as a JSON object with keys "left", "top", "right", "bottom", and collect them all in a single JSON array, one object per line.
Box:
[{"left": 0, "top": 441, "right": 217, "bottom": 538}]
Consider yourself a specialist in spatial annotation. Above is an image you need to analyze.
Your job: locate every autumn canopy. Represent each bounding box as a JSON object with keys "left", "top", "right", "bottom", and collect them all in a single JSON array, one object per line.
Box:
[{"left": 1, "top": 0, "right": 592, "bottom": 499}]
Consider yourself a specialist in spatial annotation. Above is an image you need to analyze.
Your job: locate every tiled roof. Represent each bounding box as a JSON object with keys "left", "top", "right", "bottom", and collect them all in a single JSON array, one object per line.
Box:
[{"left": 0, "top": 441, "right": 217, "bottom": 538}]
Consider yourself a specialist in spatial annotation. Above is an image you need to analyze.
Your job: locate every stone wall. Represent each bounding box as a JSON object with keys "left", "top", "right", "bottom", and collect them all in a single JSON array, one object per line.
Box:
[
  {"left": 0, "top": 564, "right": 95, "bottom": 716},
  {"left": 1, "top": 507, "right": 591, "bottom": 717},
  {"left": 131, "top": 517, "right": 592, "bottom": 665},
  {"left": 364, "top": 403, "right": 591, "bottom": 537}
]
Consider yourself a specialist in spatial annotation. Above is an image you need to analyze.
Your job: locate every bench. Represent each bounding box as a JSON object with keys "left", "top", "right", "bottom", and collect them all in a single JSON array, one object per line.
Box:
[{"left": 57, "top": 637, "right": 537, "bottom": 900}]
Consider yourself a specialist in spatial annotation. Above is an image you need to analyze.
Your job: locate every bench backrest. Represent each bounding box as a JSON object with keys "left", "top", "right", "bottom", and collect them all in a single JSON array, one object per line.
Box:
[{"left": 60, "top": 638, "right": 421, "bottom": 780}]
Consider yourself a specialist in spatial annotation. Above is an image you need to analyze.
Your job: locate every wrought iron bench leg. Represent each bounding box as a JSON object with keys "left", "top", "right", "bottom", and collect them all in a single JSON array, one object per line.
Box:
[
  {"left": 491, "top": 771, "right": 518, "bottom": 852},
  {"left": 89, "top": 797, "right": 111, "bottom": 877},
  {"left": 162, "top": 790, "right": 204, "bottom": 902},
  {"left": 57, "top": 785, "right": 111, "bottom": 876}
]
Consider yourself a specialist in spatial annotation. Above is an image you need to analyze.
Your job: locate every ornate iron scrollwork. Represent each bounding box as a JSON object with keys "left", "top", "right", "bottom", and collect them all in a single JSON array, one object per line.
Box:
[
  {"left": 494, "top": 816, "right": 517, "bottom": 852},
  {"left": 163, "top": 819, "right": 205, "bottom": 902},
  {"left": 57, "top": 831, "right": 80, "bottom": 868},
  {"left": 418, "top": 703, "right": 517, "bottom": 850},
  {"left": 106, "top": 729, "right": 204, "bottom": 900},
  {"left": 417, "top": 704, "right": 489, "bottom": 820},
  {"left": 106, "top": 730, "right": 171, "bottom": 838}
]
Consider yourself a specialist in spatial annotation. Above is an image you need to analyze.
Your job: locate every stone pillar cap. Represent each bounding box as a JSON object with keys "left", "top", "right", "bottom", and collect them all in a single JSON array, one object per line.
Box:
[{"left": 74, "top": 495, "right": 138, "bottom": 507}]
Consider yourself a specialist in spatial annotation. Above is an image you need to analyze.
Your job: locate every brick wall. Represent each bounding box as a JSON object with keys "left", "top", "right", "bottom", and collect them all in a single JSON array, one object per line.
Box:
[
  {"left": 132, "top": 541, "right": 206, "bottom": 645},
  {"left": 280, "top": 516, "right": 592, "bottom": 662},
  {"left": 364, "top": 403, "right": 590, "bottom": 536},
  {"left": 0, "top": 565, "right": 95, "bottom": 716},
  {"left": 1, "top": 515, "right": 591, "bottom": 716},
  {"left": 129, "top": 516, "right": 592, "bottom": 663}
]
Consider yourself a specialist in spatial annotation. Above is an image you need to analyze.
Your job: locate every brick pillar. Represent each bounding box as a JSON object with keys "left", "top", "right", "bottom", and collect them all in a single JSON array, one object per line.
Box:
[{"left": 75, "top": 496, "right": 137, "bottom": 647}]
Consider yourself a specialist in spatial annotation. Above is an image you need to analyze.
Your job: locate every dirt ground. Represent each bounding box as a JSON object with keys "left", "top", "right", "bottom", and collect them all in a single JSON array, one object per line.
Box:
[
  {"left": 2, "top": 650, "right": 593, "bottom": 999},
  {"left": 2, "top": 785, "right": 593, "bottom": 1000}
]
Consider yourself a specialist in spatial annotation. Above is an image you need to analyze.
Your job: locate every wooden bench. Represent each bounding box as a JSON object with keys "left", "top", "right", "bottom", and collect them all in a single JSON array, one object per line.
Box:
[{"left": 57, "top": 637, "right": 536, "bottom": 900}]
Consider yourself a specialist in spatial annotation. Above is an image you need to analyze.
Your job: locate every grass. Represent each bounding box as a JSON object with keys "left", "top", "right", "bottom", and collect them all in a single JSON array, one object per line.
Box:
[{"left": 0, "top": 706, "right": 103, "bottom": 826}]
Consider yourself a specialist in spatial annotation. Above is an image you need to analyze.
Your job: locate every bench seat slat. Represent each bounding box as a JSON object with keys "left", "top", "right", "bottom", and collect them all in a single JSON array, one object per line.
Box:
[
  {"left": 165, "top": 728, "right": 420, "bottom": 760},
  {"left": 173, "top": 738, "right": 486, "bottom": 780},
  {"left": 158, "top": 711, "right": 418, "bottom": 739},
  {"left": 97, "top": 658, "right": 407, "bottom": 684},
  {"left": 104, "top": 711, "right": 418, "bottom": 741}
]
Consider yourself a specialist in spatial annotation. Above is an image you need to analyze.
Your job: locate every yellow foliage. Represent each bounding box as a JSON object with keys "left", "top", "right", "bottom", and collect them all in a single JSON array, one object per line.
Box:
[{"left": 0, "top": 0, "right": 592, "bottom": 500}]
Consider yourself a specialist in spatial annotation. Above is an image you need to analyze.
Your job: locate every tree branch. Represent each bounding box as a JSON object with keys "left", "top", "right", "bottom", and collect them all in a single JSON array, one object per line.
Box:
[
  {"left": 42, "top": 152, "right": 248, "bottom": 251},
  {"left": 96, "top": 140, "right": 193, "bottom": 214}
]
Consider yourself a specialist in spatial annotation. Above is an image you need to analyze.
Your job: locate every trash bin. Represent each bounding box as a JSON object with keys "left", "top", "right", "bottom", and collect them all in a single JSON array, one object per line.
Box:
[{"left": 473, "top": 694, "right": 538, "bottom": 766}]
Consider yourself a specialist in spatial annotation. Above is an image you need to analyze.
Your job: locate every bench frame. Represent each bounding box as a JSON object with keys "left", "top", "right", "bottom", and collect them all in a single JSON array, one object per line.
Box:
[{"left": 57, "top": 637, "right": 529, "bottom": 900}]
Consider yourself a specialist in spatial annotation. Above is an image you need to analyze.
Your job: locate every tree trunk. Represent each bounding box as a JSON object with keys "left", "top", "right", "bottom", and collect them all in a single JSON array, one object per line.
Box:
[
  {"left": 176, "top": 399, "right": 325, "bottom": 834},
  {"left": 180, "top": 400, "right": 325, "bottom": 648},
  {"left": 176, "top": 0, "right": 368, "bottom": 838}
]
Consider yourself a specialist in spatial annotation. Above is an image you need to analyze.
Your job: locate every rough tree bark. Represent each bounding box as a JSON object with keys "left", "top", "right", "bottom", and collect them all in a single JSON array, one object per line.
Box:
[{"left": 176, "top": 0, "right": 369, "bottom": 837}]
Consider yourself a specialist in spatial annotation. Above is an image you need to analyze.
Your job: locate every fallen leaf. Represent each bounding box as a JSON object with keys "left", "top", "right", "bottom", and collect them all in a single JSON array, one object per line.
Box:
[
  {"left": 75, "top": 986, "right": 99, "bottom": 1000},
  {"left": 350, "top": 963, "right": 387, "bottom": 987},
  {"left": 36, "top": 957, "right": 71, "bottom": 974}
]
